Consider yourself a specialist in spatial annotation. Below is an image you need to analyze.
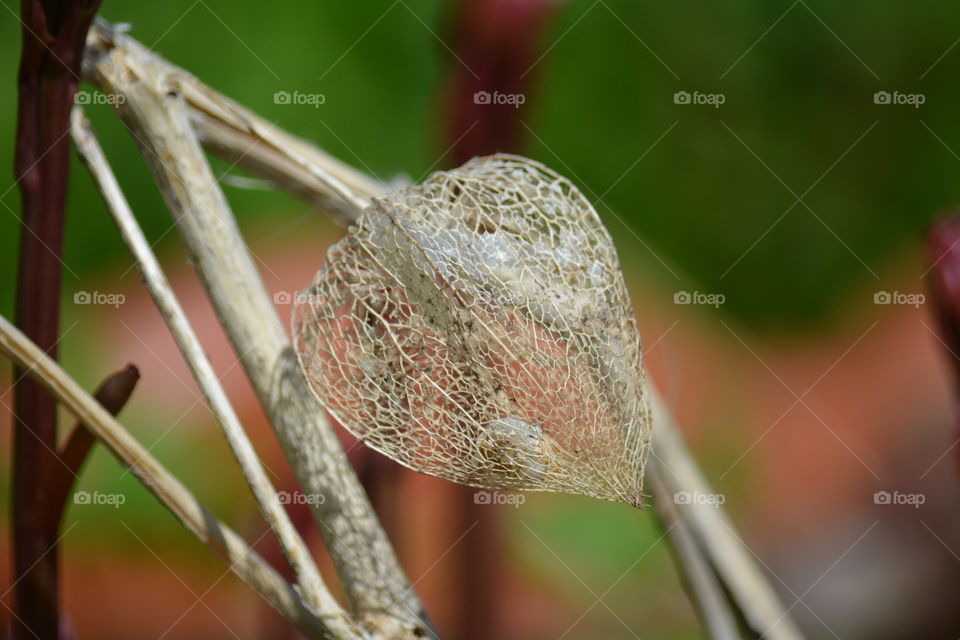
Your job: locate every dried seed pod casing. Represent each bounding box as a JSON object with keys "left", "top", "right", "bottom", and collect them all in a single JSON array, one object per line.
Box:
[{"left": 293, "top": 154, "right": 651, "bottom": 506}]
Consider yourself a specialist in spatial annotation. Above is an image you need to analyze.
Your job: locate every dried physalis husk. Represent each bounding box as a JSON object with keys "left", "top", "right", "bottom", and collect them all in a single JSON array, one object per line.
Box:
[{"left": 292, "top": 154, "right": 651, "bottom": 506}]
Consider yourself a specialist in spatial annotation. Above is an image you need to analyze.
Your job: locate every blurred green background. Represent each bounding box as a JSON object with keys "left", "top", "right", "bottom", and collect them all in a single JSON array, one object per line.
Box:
[
  {"left": 3, "top": 1, "right": 960, "bottom": 639},
  {"left": 2, "top": 0, "right": 958, "bottom": 327}
]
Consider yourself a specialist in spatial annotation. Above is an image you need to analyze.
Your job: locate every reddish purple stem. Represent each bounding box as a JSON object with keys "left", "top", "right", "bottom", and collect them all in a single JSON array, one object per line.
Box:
[
  {"left": 925, "top": 213, "right": 960, "bottom": 474},
  {"left": 12, "top": 1, "right": 103, "bottom": 638},
  {"left": 445, "top": 2, "right": 555, "bottom": 639},
  {"left": 446, "top": 0, "right": 555, "bottom": 165},
  {"left": 46, "top": 364, "right": 140, "bottom": 531}
]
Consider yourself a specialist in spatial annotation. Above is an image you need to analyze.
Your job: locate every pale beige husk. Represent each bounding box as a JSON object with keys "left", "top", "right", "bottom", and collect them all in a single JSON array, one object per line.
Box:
[{"left": 293, "top": 154, "right": 651, "bottom": 506}]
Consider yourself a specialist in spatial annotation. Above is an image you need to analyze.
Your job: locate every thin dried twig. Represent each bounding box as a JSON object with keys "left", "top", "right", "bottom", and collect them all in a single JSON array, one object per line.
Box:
[
  {"left": 82, "top": 21, "right": 383, "bottom": 227},
  {"left": 647, "top": 459, "right": 741, "bottom": 639},
  {"left": 83, "top": 23, "right": 431, "bottom": 639},
  {"left": 190, "top": 112, "right": 364, "bottom": 226},
  {"left": 70, "top": 108, "right": 360, "bottom": 640},
  {"left": 0, "top": 315, "right": 332, "bottom": 640},
  {"left": 650, "top": 390, "right": 803, "bottom": 640}
]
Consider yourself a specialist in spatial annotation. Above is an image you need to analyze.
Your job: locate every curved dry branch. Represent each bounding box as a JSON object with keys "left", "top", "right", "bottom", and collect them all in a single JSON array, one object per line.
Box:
[
  {"left": 70, "top": 107, "right": 360, "bottom": 640},
  {"left": 83, "top": 22, "right": 431, "bottom": 639},
  {"left": 82, "top": 21, "right": 383, "bottom": 227},
  {"left": 650, "top": 390, "right": 804, "bottom": 640},
  {"left": 0, "top": 315, "right": 332, "bottom": 640},
  {"left": 647, "top": 459, "right": 741, "bottom": 639}
]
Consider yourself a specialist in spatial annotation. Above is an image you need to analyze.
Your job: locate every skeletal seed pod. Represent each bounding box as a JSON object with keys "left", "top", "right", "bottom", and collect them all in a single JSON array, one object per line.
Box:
[{"left": 293, "top": 154, "right": 651, "bottom": 507}]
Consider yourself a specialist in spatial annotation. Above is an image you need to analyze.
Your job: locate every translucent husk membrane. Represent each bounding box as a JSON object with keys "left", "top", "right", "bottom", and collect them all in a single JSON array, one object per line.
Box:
[{"left": 293, "top": 155, "right": 651, "bottom": 507}]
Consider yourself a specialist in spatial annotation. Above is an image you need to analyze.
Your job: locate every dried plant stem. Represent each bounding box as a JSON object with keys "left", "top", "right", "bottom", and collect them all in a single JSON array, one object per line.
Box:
[
  {"left": 647, "top": 460, "right": 741, "bottom": 639},
  {"left": 70, "top": 108, "right": 359, "bottom": 639},
  {"left": 650, "top": 390, "right": 803, "bottom": 640},
  {"left": 0, "top": 315, "right": 333, "bottom": 640},
  {"left": 84, "top": 21, "right": 382, "bottom": 226},
  {"left": 192, "top": 112, "right": 383, "bottom": 224},
  {"left": 84, "top": 24, "right": 429, "bottom": 639},
  {"left": 190, "top": 112, "right": 363, "bottom": 226}
]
